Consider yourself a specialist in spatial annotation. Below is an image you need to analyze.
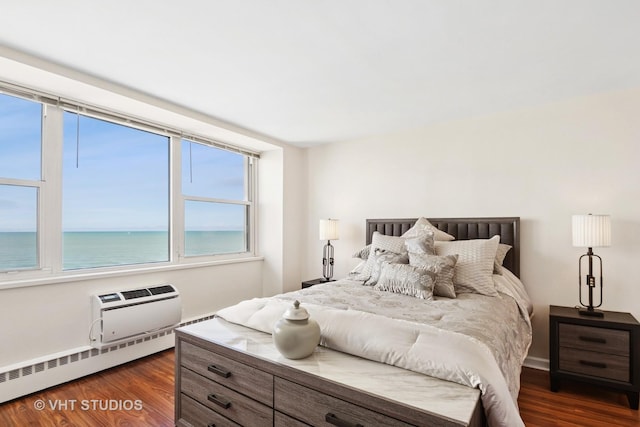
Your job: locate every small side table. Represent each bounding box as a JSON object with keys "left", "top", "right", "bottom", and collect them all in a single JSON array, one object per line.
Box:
[
  {"left": 549, "top": 305, "right": 640, "bottom": 409},
  {"left": 302, "top": 278, "right": 334, "bottom": 289}
]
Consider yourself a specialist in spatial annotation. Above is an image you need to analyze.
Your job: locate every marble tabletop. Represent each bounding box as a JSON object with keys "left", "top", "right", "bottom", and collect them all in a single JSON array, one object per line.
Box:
[{"left": 178, "top": 317, "right": 481, "bottom": 425}]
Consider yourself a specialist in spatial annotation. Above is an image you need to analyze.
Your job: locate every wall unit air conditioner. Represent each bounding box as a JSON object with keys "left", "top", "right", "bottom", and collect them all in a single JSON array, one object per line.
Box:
[{"left": 91, "top": 284, "right": 182, "bottom": 349}]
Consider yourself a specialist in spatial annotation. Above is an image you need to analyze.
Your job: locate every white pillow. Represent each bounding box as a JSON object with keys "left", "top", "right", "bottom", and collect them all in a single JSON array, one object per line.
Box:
[
  {"left": 434, "top": 235, "right": 500, "bottom": 296},
  {"left": 370, "top": 231, "right": 406, "bottom": 253},
  {"left": 493, "top": 243, "right": 512, "bottom": 274},
  {"left": 403, "top": 217, "right": 455, "bottom": 241},
  {"left": 352, "top": 244, "right": 371, "bottom": 260},
  {"left": 348, "top": 259, "right": 367, "bottom": 277}
]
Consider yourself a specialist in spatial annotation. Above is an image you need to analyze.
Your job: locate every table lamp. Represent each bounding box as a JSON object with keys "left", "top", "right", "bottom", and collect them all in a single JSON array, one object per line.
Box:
[
  {"left": 319, "top": 219, "right": 339, "bottom": 281},
  {"left": 572, "top": 214, "right": 611, "bottom": 317}
]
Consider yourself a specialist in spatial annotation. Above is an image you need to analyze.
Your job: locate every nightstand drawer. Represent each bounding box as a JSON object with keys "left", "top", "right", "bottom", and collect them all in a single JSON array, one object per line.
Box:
[
  {"left": 559, "top": 347, "right": 629, "bottom": 382},
  {"left": 559, "top": 323, "right": 629, "bottom": 356}
]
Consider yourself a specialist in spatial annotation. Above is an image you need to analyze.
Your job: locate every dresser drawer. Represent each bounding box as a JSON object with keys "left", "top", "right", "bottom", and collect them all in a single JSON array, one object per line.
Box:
[
  {"left": 179, "top": 393, "right": 241, "bottom": 427},
  {"left": 181, "top": 340, "right": 273, "bottom": 405},
  {"left": 559, "top": 323, "right": 629, "bottom": 356},
  {"left": 181, "top": 367, "right": 273, "bottom": 426},
  {"left": 559, "top": 347, "right": 629, "bottom": 382},
  {"left": 274, "top": 378, "right": 414, "bottom": 427},
  {"left": 275, "top": 411, "right": 311, "bottom": 427}
]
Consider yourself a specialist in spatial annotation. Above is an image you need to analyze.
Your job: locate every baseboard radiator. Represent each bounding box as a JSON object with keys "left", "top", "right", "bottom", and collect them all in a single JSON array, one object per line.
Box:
[
  {"left": 90, "top": 284, "right": 182, "bottom": 349},
  {"left": 0, "top": 311, "right": 216, "bottom": 403}
]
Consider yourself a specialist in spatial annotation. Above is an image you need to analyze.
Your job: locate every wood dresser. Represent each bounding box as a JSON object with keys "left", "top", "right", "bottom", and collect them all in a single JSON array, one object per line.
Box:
[
  {"left": 549, "top": 305, "right": 640, "bottom": 409},
  {"left": 175, "top": 317, "right": 484, "bottom": 427}
]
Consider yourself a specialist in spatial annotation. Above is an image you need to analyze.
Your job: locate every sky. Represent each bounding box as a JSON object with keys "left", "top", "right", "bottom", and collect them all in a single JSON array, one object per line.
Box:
[{"left": 0, "top": 93, "right": 246, "bottom": 232}]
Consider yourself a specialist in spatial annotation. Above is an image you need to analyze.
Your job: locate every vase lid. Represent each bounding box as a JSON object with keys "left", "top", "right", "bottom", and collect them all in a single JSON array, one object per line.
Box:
[{"left": 282, "top": 300, "right": 309, "bottom": 320}]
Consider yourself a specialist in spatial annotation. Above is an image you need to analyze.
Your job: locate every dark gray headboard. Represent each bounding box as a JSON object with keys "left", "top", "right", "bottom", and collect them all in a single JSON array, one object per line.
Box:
[{"left": 366, "top": 217, "right": 520, "bottom": 277}]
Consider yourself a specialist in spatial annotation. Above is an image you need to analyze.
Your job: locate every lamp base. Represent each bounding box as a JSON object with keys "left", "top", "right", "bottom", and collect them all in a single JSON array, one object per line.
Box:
[{"left": 578, "top": 308, "right": 604, "bottom": 317}]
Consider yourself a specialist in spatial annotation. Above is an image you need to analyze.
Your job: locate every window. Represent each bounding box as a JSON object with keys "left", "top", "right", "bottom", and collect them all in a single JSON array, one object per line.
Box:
[
  {"left": 0, "top": 83, "right": 258, "bottom": 280},
  {"left": 62, "top": 113, "right": 170, "bottom": 270},
  {"left": 0, "top": 185, "right": 38, "bottom": 270},
  {"left": 0, "top": 93, "right": 42, "bottom": 271},
  {"left": 182, "top": 140, "right": 251, "bottom": 256}
]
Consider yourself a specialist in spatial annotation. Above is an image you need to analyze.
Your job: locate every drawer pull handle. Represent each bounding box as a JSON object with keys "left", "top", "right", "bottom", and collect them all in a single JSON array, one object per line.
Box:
[
  {"left": 578, "top": 336, "right": 606, "bottom": 344},
  {"left": 207, "top": 393, "right": 231, "bottom": 409},
  {"left": 208, "top": 364, "right": 231, "bottom": 378},
  {"left": 325, "top": 412, "right": 364, "bottom": 427},
  {"left": 579, "top": 360, "right": 607, "bottom": 369}
]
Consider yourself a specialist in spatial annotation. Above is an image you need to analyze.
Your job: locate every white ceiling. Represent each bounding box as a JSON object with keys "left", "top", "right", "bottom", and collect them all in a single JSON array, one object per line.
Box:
[{"left": 1, "top": 1, "right": 639, "bottom": 147}]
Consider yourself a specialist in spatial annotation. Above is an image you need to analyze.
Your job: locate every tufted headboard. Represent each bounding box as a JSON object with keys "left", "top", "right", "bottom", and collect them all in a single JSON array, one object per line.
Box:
[{"left": 365, "top": 217, "right": 520, "bottom": 277}]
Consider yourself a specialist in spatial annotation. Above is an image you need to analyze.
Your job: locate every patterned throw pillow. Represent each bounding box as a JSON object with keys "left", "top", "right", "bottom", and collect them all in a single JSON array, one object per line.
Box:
[
  {"left": 402, "top": 217, "right": 455, "bottom": 242},
  {"left": 374, "top": 263, "right": 435, "bottom": 300},
  {"left": 408, "top": 253, "right": 458, "bottom": 298},
  {"left": 404, "top": 232, "right": 435, "bottom": 255},
  {"left": 434, "top": 235, "right": 500, "bottom": 297},
  {"left": 364, "top": 249, "right": 409, "bottom": 286},
  {"left": 356, "top": 232, "right": 410, "bottom": 281}
]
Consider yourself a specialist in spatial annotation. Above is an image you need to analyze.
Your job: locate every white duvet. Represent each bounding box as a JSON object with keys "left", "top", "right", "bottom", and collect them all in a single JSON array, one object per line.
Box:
[{"left": 216, "top": 269, "right": 532, "bottom": 427}]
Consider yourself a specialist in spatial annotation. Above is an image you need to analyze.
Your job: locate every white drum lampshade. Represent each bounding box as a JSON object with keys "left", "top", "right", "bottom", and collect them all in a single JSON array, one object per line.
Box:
[
  {"left": 319, "top": 219, "right": 339, "bottom": 241},
  {"left": 572, "top": 214, "right": 611, "bottom": 248}
]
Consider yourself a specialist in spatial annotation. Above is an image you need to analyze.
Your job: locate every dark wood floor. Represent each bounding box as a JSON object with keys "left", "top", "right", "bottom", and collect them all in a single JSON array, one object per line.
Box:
[{"left": 0, "top": 349, "right": 638, "bottom": 426}]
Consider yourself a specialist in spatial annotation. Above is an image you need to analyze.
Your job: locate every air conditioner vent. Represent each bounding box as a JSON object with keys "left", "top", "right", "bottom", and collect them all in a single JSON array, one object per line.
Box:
[
  {"left": 149, "top": 285, "right": 175, "bottom": 295},
  {"left": 121, "top": 289, "right": 151, "bottom": 300},
  {"left": 91, "top": 284, "right": 181, "bottom": 349}
]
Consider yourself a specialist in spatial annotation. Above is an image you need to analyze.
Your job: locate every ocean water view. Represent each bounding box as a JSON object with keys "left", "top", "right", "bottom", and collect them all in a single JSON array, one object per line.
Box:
[{"left": 0, "top": 230, "right": 245, "bottom": 271}]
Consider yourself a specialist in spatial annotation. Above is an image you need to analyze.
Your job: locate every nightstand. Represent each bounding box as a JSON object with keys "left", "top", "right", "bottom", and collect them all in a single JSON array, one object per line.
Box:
[
  {"left": 301, "top": 278, "right": 334, "bottom": 289},
  {"left": 549, "top": 305, "right": 640, "bottom": 409}
]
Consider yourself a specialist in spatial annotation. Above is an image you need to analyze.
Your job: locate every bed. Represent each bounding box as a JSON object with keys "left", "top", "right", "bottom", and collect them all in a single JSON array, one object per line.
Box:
[{"left": 175, "top": 217, "right": 532, "bottom": 427}]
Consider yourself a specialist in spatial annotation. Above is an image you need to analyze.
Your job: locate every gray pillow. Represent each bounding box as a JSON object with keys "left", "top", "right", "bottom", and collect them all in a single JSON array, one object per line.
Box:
[
  {"left": 402, "top": 217, "right": 455, "bottom": 241},
  {"left": 404, "top": 231, "right": 435, "bottom": 255},
  {"left": 408, "top": 253, "right": 458, "bottom": 298},
  {"left": 364, "top": 249, "right": 409, "bottom": 286},
  {"left": 374, "top": 263, "right": 435, "bottom": 300}
]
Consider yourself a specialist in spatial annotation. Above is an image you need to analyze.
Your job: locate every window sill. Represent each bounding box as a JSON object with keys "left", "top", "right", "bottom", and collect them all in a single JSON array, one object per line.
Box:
[{"left": 0, "top": 255, "right": 265, "bottom": 290}]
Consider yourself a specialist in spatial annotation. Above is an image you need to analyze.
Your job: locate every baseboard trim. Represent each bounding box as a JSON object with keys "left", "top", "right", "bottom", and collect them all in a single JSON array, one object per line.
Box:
[
  {"left": 523, "top": 355, "right": 549, "bottom": 371},
  {"left": 0, "top": 313, "right": 216, "bottom": 403}
]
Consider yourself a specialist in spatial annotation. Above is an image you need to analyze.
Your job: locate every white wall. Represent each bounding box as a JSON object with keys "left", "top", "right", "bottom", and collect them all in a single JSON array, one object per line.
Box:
[
  {"left": 304, "top": 87, "right": 640, "bottom": 361},
  {"left": 0, "top": 261, "right": 266, "bottom": 367},
  {"left": 282, "top": 145, "right": 307, "bottom": 293},
  {"left": 0, "top": 259, "right": 267, "bottom": 402},
  {"left": 258, "top": 145, "right": 307, "bottom": 296}
]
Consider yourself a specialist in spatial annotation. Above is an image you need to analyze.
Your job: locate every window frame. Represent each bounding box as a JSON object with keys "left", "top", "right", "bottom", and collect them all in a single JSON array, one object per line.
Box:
[
  {"left": 0, "top": 83, "right": 260, "bottom": 285},
  {"left": 179, "top": 139, "right": 255, "bottom": 260}
]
